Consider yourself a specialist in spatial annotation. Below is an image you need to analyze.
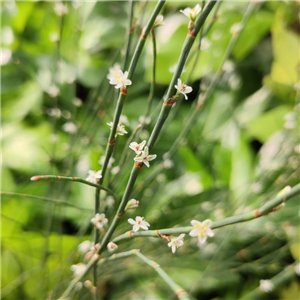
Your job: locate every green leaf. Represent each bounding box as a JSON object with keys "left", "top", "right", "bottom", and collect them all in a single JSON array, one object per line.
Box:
[
  {"left": 233, "top": 10, "right": 274, "bottom": 60},
  {"left": 246, "top": 105, "right": 293, "bottom": 142}
]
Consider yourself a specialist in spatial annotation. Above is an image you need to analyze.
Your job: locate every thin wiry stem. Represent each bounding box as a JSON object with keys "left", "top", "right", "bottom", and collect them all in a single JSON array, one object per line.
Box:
[
  {"left": 30, "top": 175, "right": 118, "bottom": 202},
  {"left": 0, "top": 191, "right": 92, "bottom": 211},
  {"left": 113, "top": 183, "right": 300, "bottom": 243}
]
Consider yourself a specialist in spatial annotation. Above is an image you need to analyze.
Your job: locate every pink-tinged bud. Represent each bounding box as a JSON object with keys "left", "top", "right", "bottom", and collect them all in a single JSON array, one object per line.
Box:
[
  {"left": 30, "top": 176, "right": 41, "bottom": 181},
  {"left": 125, "top": 199, "right": 139, "bottom": 210},
  {"left": 84, "top": 280, "right": 93, "bottom": 289}
]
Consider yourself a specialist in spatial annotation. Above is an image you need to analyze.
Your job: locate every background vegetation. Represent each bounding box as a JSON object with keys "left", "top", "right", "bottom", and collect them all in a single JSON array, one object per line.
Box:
[{"left": 1, "top": 1, "right": 299, "bottom": 299}]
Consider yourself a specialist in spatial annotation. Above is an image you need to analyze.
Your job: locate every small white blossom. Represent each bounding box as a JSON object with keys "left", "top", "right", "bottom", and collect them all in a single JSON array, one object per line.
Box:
[
  {"left": 128, "top": 216, "right": 150, "bottom": 232},
  {"left": 163, "top": 158, "right": 174, "bottom": 169},
  {"left": 129, "top": 140, "right": 146, "bottom": 155},
  {"left": 108, "top": 69, "right": 132, "bottom": 89},
  {"left": 98, "top": 156, "right": 115, "bottom": 169},
  {"left": 47, "top": 85, "right": 59, "bottom": 97},
  {"left": 71, "top": 263, "right": 86, "bottom": 277},
  {"left": 168, "top": 234, "right": 185, "bottom": 253},
  {"left": 111, "top": 166, "right": 120, "bottom": 175},
  {"left": 78, "top": 240, "right": 93, "bottom": 254},
  {"left": 259, "top": 280, "right": 274, "bottom": 293},
  {"left": 107, "top": 241, "right": 118, "bottom": 252},
  {"left": 86, "top": 170, "right": 102, "bottom": 184},
  {"left": 54, "top": 3, "right": 68, "bottom": 16},
  {"left": 107, "top": 63, "right": 121, "bottom": 80},
  {"left": 200, "top": 37, "right": 211, "bottom": 51},
  {"left": 120, "top": 115, "right": 130, "bottom": 126},
  {"left": 230, "top": 22, "right": 243, "bottom": 35},
  {"left": 62, "top": 121, "right": 77, "bottom": 134},
  {"left": 134, "top": 146, "right": 157, "bottom": 167},
  {"left": 153, "top": 15, "right": 164, "bottom": 27},
  {"left": 105, "top": 196, "right": 115, "bottom": 207},
  {"left": 75, "top": 282, "right": 83, "bottom": 291},
  {"left": 47, "top": 108, "right": 61, "bottom": 118},
  {"left": 180, "top": 4, "right": 201, "bottom": 22},
  {"left": 107, "top": 122, "right": 128, "bottom": 135},
  {"left": 139, "top": 115, "right": 151, "bottom": 125},
  {"left": 50, "top": 32, "right": 59, "bottom": 42},
  {"left": 175, "top": 78, "right": 193, "bottom": 100},
  {"left": 91, "top": 213, "right": 108, "bottom": 229},
  {"left": 189, "top": 219, "right": 214, "bottom": 244}
]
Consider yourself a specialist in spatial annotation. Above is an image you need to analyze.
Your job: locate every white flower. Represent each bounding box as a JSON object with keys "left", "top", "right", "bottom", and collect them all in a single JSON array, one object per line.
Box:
[
  {"left": 163, "top": 158, "right": 174, "bottom": 169},
  {"left": 111, "top": 166, "right": 120, "bottom": 175},
  {"left": 134, "top": 146, "right": 157, "bottom": 167},
  {"left": 86, "top": 170, "right": 102, "bottom": 184},
  {"left": 78, "top": 240, "right": 93, "bottom": 254},
  {"left": 200, "top": 37, "right": 211, "bottom": 51},
  {"left": 109, "top": 70, "right": 132, "bottom": 89},
  {"left": 62, "top": 121, "right": 77, "bottom": 134},
  {"left": 47, "top": 108, "right": 61, "bottom": 118},
  {"left": 128, "top": 216, "right": 150, "bottom": 232},
  {"left": 168, "top": 234, "right": 185, "bottom": 253},
  {"left": 139, "top": 115, "right": 151, "bottom": 125},
  {"left": 129, "top": 140, "right": 146, "bottom": 155},
  {"left": 189, "top": 219, "right": 214, "bottom": 244},
  {"left": 107, "top": 241, "right": 118, "bottom": 252},
  {"left": 107, "top": 122, "right": 128, "bottom": 135},
  {"left": 230, "top": 22, "right": 243, "bottom": 35},
  {"left": 91, "top": 213, "right": 108, "bottom": 229},
  {"left": 71, "top": 263, "right": 86, "bottom": 277},
  {"left": 54, "top": 3, "right": 68, "bottom": 16},
  {"left": 180, "top": 4, "right": 201, "bottom": 22},
  {"left": 98, "top": 156, "right": 115, "bottom": 169},
  {"left": 153, "top": 15, "right": 164, "bottom": 27},
  {"left": 107, "top": 63, "right": 121, "bottom": 80},
  {"left": 259, "top": 280, "right": 274, "bottom": 293},
  {"left": 175, "top": 78, "right": 193, "bottom": 100}
]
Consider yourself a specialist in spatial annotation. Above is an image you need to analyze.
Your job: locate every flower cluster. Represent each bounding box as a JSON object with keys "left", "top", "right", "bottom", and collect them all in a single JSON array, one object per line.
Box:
[
  {"left": 107, "top": 122, "right": 128, "bottom": 136},
  {"left": 175, "top": 78, "right": 193, "bottom": 100},
  {"left": 129, "top": 140, "right": 157, "bottom": 168}
]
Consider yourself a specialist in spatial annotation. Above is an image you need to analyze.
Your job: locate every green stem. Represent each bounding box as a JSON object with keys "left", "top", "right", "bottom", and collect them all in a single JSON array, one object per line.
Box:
[
  {"left": 147, "top": 1, "right": 217, "bottom": 150},
  {"left": 135, "top": 251, "right": 194, "bottom": 300},
  {"left": 0, "top": 191, "right": 92, "bottom": 211},
  {"left": 111, "top": 123, "right": 142, "bottom": 186},
  {"left": 239, "top": 261, "right": 299, "bottom": 300},
  {"left": 122, "top": 0, "right": 135, "bottom": 70},
  {"left": 113, "top": 183, "right": 300, "bottom": 242},
  {"left": 30, "top": 175, "right": 118, "bottom": 202}
]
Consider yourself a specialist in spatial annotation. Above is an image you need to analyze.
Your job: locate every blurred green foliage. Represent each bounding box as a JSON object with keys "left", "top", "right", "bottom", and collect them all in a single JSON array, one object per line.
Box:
[{"left": 1, "top": 1, "right": 299, "bottom": 300}]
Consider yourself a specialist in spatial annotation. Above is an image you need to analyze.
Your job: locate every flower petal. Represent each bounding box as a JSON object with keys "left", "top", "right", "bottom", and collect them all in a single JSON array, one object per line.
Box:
[{"left": 128, "top": 218, "right": 135, "bottom": 225}]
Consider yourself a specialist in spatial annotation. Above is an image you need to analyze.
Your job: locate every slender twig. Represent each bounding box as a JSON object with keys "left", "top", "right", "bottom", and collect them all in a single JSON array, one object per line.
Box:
[
  {"left": 135, "top": 251, "right": 194, "bottom": 300},
  {"left": 147, "top": 0, "right": 217, "bottom": 150},
  {"left": 123, "top": 0, "right": 135, "bottom": 70},
  {"left": 113, "top": 184, "right": 300, "bottom": 242},
  {"left": 95, "top": 0, "right": 166, "bottom": 216},
  {"left": 97, "top": 249, "right": 194, "bottom": 300},
  {"left": 0, "top": 191, "right": 92, "bottom": 211},
  {"left": 239, "top": 261, "right": 300, "bottom": 300},
  {"left": 30, "top": 175, "right": 118, "bottom": 202}
]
